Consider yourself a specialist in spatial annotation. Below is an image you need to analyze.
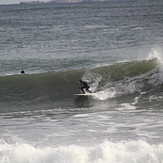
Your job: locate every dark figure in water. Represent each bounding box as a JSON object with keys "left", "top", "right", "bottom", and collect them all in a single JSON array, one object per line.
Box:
[
  {"left": 79, "top": 79, "right": 92, "bottom": 94},
  {"left": 21, "top": 70, "right": 25, "bottom": 74}
]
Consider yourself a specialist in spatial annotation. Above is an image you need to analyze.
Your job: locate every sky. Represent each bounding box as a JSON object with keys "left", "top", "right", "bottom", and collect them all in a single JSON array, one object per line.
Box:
[{"left": 0, "top": 0, "right": 51, "bottom": 5}]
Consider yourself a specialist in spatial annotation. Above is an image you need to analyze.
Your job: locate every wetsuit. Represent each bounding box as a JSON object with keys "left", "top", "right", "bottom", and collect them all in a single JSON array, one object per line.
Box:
[{"left": 79, "top": 80, "right": 92, "bottom": 94}]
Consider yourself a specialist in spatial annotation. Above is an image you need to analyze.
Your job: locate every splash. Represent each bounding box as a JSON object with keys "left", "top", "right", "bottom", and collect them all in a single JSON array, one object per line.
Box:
[
  {"left": 146, "top": 48, "right": 163, "bottom": 81},
  {"left": 147, "top": 48, "right": 163, "bottom": 64}
]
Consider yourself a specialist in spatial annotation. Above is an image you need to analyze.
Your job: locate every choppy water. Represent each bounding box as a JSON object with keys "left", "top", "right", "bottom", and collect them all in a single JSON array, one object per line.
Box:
[{"left": 0, "top": 1, "right": 163, "bottom": 162}]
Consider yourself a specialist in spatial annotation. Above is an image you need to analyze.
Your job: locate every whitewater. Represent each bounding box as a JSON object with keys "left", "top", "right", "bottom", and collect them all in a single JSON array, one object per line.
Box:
[{"left": 0, "top": 0, "right": 163, "bottom": 162}]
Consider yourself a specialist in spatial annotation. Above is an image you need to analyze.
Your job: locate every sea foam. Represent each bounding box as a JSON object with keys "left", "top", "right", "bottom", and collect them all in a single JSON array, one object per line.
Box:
[{"left": 0, "top": 140, "right": 163, "bottom": 163}]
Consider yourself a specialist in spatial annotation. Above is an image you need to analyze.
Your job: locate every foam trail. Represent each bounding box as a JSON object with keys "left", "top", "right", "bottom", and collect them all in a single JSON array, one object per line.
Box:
[
  {"left": 116, "top": 103, "right": 136, "bottom": 111},
  {"left": 0, "top": 140, "right": 163, "bottom": 163},
  {"left": 92, "top": 88, "right": 116, "bottom": 100}
]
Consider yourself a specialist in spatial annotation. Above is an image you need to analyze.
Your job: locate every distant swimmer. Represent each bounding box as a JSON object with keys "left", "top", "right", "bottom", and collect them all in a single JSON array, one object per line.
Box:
[
  {"left": 79, "top": 79, "right": 92, "bottom": 94},
  {"left": 21, "top": 70, "right": 25, "bottom": 74}
]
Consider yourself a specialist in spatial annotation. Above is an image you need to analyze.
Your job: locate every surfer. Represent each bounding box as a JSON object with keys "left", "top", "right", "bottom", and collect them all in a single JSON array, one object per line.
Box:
[
  {"left": 21, "top": 70, "right": 25, "bottom": 74},
  {"left": 79, "top": 79, "right": 92, "bottom": 94}
]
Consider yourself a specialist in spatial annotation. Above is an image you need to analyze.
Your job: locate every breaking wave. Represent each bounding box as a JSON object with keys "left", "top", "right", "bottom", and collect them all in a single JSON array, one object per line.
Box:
[
  {"left": 0, "top": 58, "right": 162, "bottom": 112},
  {"left": 0, "top": 140, "right": 163, "bottom": 163}
]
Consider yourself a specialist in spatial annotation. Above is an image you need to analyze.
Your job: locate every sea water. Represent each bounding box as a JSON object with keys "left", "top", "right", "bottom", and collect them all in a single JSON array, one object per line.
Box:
[{"left": 0, "top": 0, "right": 163, "bottom": 162}]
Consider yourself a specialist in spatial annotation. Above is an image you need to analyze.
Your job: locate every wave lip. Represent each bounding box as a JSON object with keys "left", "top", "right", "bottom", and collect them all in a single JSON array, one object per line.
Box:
[{"left": 90, "top": 58, "right": 158, "bottom": 82}]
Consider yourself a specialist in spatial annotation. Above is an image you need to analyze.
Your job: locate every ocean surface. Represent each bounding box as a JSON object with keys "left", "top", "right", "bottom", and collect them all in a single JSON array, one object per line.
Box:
[{"left": 0, "top": 0, "right": 163, "bottom": 162}]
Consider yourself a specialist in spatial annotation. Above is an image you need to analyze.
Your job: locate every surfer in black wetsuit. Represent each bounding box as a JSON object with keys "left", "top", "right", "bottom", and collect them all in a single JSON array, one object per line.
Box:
[{"left": 79, "top": 79, "right": 92, "bottom": 94}]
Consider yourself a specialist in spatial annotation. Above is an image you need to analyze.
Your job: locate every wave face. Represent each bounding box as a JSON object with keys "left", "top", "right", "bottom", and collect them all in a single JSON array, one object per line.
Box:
[{"left": 0, "top": 59, "right": 160, "bottom": 112}]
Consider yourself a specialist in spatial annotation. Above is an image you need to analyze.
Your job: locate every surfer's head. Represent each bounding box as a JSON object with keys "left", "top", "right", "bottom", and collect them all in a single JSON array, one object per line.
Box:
[
  {"left": 21, "top": 70, "right": 25, "bottom": 74},
  {"left": 79, "top": 79, "right": 82, "bottom": 83}
]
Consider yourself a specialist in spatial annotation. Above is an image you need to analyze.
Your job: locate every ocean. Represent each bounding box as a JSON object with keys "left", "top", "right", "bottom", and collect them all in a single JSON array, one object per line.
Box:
[{"left": 0, "top": 0, "right": 163, "bottom": 162}]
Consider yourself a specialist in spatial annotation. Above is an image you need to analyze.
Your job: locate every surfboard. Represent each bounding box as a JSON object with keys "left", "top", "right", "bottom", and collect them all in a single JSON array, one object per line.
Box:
[{"left": 74, "top": 93, "right": 93, "bottom": 96}]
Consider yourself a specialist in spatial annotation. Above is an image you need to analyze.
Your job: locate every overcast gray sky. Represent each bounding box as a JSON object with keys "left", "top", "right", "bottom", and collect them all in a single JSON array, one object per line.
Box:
[{"left": 0, "top": 0, "right": 51, "bottom": 5}]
